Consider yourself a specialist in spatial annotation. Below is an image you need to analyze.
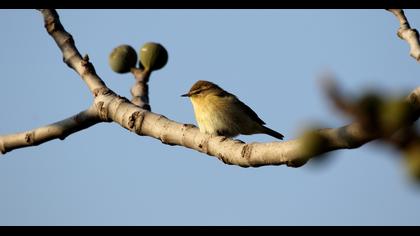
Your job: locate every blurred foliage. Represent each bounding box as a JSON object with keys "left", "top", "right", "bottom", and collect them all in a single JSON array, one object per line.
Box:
[
  {"left": 403, "top": 139, "right": 420, "bottom": 181},
  {"left": 310, "top": 78, "right": 420, "bottom": 182}
]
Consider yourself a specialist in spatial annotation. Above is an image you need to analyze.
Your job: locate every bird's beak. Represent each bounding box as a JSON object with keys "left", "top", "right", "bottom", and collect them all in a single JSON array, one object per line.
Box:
[{"left": 181, "top": 93, "right": 190, "bottom": 97}]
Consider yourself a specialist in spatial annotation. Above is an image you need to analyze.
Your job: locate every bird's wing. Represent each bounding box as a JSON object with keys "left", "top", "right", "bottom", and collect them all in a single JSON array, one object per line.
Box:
[
  {"left": 234, "top": 98, "right": 266, "bottom": 125},
  {"left": 215, "top": 90, "right": 266, "bottom": 125}
]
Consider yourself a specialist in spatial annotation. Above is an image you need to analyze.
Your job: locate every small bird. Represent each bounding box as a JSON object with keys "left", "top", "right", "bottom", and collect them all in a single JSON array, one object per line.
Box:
[{"left": 181, "top": 80, "right": 284, "bottom": 140}]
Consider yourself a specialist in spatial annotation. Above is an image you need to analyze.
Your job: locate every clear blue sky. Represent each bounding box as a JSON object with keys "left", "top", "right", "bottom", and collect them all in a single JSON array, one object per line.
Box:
[{"left": 1, "top": 9, "right": 420, "bottom": 226}]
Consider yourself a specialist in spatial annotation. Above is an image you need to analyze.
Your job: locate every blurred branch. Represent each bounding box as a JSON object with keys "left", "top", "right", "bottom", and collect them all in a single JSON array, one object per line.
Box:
[
  {"left": 387, "top": 9, "right": 420, "bottom": 62},
  {"left": 324, "top": 78, "right": 420, "bottom": 135},
  {"left": 321, "top": 77, "right": 356, "bottom": 115}
]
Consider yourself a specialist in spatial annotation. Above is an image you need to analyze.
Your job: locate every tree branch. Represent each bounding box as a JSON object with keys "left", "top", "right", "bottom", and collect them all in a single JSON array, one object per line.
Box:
[
  {"left": 387, "top": 9, "right": 420, "bottom": 62},
  {"left": 92, "top": 88, "right": 306, "bottom": 167},
  {"left": 91, "top": 85, "right": 420, "bottom": 168},
  {"left": 130, "top": 68, "right": 152, "bottom": 111},
  {"left": 39, "top": 9, "right": 107, "bottom": 94},
  {"left": 0, "top": 106, "right": 100, "bottom": 154}
]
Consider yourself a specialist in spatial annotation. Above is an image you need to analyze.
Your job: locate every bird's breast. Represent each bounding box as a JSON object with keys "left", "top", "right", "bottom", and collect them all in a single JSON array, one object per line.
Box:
[{"left": 190, "top": 95, "right": 240, "bottom": 136}]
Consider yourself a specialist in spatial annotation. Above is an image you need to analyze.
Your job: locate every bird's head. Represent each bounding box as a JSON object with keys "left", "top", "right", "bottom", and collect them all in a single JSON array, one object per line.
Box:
[{"left": 181, "top": 80, "right": 223, "bottom": 98}]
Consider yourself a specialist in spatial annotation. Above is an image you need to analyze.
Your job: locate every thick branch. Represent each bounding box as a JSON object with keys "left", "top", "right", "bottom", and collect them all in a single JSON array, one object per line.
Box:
[
  {"left": 388, "top": 9, "right": 420, "bottom": 62},
  {"left": 93, "top": 89, "right": 304, "bottom": 167},
  {"left": 91, "top": 86, "right": 420, "bottom": 168},
  {"left": 39, "top": 9, "right": 107, "bottom": 93},
  {"left": 0, "top": 106, "right": 101, "bottom": 154}
]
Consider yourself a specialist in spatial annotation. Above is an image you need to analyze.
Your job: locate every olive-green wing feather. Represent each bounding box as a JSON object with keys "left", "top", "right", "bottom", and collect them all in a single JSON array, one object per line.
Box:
[
  {"left": 234, "top": 99, "right": 266, "bottom": 125},
  {"left": 215, "top": 90, "right": 266, "bottom": 125},
  {"left": 216, "top": 89, "right": 283, "bottom": 139}
]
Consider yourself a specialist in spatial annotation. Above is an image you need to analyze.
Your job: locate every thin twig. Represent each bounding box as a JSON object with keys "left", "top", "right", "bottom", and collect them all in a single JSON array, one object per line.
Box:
[{"left": 387, "top": 9, "right": 420, "bottom": 62}]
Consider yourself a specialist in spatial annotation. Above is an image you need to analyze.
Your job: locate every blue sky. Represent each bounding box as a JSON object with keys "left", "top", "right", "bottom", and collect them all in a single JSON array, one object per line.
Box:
[{"left": 0, "top": 9, "right": 420, "bottom": 225}]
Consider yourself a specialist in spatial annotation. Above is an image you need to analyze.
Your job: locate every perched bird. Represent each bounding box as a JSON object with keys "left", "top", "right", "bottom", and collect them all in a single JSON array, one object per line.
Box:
[{"left": 181, "top": 80, "right": 284, "bottom": 140}]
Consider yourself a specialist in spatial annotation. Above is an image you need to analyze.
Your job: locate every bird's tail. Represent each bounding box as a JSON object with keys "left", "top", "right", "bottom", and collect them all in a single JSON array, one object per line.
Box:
[{"left": 261, "top": 126, "right": 284, "bottom": 140}]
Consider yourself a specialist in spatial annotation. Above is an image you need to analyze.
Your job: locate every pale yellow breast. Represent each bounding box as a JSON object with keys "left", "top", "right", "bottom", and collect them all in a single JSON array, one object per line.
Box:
[{"left": 190, "top": 94, "right": 241, "bottom": 135}]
